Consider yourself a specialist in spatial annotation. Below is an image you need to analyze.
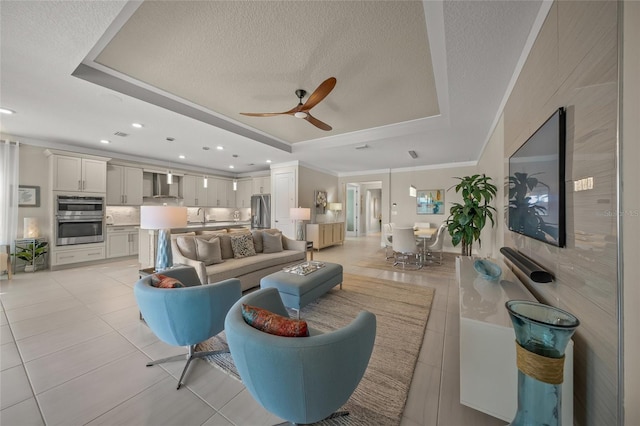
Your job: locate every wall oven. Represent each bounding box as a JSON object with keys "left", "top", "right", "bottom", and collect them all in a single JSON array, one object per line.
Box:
[{"left": 55, "top": 195, "right": 104, "bottom": 246}]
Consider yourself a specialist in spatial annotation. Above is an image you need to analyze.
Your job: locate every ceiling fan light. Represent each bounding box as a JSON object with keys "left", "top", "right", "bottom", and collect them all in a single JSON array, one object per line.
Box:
[{"left": 294, "top": 111, "right": 308, "bottom": 119}]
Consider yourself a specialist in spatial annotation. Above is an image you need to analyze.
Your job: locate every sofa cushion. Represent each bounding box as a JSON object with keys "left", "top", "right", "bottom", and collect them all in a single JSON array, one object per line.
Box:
[
  {"left": 204, "top": 250, "right": 305, "bottom": 283},
  {"left": 241, "top": 304, "right": 309, "bottom": 337},
  {"left": 196, "top": 237, "right": 223, "bottom": 265},
  {"left": 251, "top": 230, "right": 264, "bottom": 253},
  {"left": 176, "top": 236, "right": 197, "bottom": 260},
  {"left": 263, "top": 232, "right": 283, "bottom": 253},
  {"left": 150, "top": 274, "right": 185, "bottom": 288},
  {"left": 231, "top": 233, "right": 257, "bottom": 259},
  {"left": 218, "top": 234, "right": 235, "bottom": 259}
]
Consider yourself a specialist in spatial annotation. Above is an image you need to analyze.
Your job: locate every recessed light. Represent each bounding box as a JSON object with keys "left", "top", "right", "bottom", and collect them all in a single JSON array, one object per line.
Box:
[
  {"left": 178, "top": 155, "right": 185, "bottom": 159},
  {"left": 0, "top": 108, "right": 15, "bottom": 115},
  {"left": 266, "top": 159, "right": 272, "bottom": 163},
  {"left": 132, "top": 123, "right": 144, "bottom": 128},
  {"left": 216, "top": 146, "right": 224, "bottom": 150},
  {"left": 100, "top": 139, "right": 110, "bottom": 144},
  {"left": 202, "top": 146, "right": 210, "bottom": 151},
  {"left": 229, "top": 165, "right": 235, "bottom": 169}
]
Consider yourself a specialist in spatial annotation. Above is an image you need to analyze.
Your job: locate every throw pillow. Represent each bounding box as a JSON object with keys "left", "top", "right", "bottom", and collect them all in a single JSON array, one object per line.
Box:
[
  {"left": 176, "top": 236, "right": 197, "bottom": 260},
  {"left": 251, "top": 230, "right": 263, "bottom": 253},
  {"left": 241, "top": 304, "right": 309, "bottom": 337},
  {"left": 150, "top": 274, "right": 185, "bottom": 288},
  {"left": 218, "top": 234, "right": 235, "bottom": 259},
  {"left": 195, "top": 237, "right": 223, "bottom": 265},
  {"left": 230, "top": 233, "right": 257, "bottom": 259},
  {"left": 262, "top": 232, "right": 283, "bottom": 253}
]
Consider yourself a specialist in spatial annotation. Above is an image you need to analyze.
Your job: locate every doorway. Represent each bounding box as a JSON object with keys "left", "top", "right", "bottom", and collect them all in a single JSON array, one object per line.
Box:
[{"left": 346, "top": 184, "right": 359, "bottom": 237}]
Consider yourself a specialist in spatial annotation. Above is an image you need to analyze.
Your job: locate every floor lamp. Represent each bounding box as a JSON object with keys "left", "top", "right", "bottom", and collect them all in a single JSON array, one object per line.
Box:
[
  {"left": 290, "top": 207, "right": 311, "bottom": 241},
  {"left": 140, "top": 206, "right": 188, "bottom": 271}
]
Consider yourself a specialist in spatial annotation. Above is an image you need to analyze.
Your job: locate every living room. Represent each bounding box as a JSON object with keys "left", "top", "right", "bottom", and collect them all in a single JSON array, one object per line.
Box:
[{"left": 1, "top": 1, "right": 639, "bottom": 425}]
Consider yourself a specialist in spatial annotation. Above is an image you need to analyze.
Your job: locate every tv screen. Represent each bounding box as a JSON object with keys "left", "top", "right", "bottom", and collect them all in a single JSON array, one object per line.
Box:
[{"left": 508, "top": 107, "right": 566, "bottom": 247}]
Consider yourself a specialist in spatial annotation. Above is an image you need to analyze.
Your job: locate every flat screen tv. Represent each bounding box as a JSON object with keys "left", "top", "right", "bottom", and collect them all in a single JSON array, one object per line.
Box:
[{"left": 508, "top": 107, "right": 566, "bottom": 247}]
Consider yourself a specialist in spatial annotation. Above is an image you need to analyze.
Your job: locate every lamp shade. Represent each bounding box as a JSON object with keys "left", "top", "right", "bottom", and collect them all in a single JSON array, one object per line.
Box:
[
  {"left": 329, "top": 203, "right": 342, "bottom": 211},
  {"left": 290, "top": 207, "right": 310, "bottom": 221},
  {"left": 140, "top": 206, "right": 187, "bottom": 230}
]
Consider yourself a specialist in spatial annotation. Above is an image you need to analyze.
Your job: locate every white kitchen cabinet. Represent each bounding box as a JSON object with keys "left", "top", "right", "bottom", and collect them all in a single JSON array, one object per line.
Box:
[
  {"left": 306, "top": 222, "right": 344, "bottom": 250},
  {"left": 51, "top": 243, "right": 105, "bottom": 267},
  {"left": 106, "top": 226, "right": 139, "bottom": 258},
  {"left": 236, "top": 179, "right": 252, "bottom": 208},
  {"left": 182, "top": 175, "right": 208, "bottom": 206},
  {"left": 252, "top": 176, "right": 270, "bottom": 195},
  {"left": 106, "top": 165, "right": 143, "bottom": 205},
  {"left": 209, "top": 178, "right": 234, "bottom": 207},
  {"left": 47, "top": 152, "right": 108, "bottom": 193}
]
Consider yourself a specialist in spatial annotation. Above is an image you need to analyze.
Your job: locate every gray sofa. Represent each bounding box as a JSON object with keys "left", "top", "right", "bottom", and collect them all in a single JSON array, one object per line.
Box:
[{"left": 170, "top": 229, "right": 306, "bottom": 292}]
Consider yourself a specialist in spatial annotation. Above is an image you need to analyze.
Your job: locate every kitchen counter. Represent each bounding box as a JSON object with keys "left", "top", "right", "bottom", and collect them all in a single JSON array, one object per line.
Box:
[{"left": 176, "top": 221, "right": 251, "bottom": 232}]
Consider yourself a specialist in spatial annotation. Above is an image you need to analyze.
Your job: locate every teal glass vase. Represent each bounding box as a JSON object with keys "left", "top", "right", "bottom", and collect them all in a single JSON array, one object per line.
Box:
[{"left": 505, "top": 300, "right": 579, "bottom": 426}]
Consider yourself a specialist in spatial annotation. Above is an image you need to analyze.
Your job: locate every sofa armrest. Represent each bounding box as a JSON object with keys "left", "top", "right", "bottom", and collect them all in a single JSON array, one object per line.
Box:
[
  {"left": 282, "top": 236, "right": 306, "bottom": 252},
  {"left": 171, "top": 239, "right": 208, "bottom": 284}
]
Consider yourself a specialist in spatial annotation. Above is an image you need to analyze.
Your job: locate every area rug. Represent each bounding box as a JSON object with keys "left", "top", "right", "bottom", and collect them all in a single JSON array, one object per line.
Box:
[
  {"left": 198, "top": 273, "right": 435, "bottom": 425},
  {"left": 355, "top": 251, "right": 457, "bottom": 275}
]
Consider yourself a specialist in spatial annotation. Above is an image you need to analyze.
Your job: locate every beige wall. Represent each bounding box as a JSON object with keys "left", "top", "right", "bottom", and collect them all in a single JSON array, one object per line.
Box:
[
  {"left": 17, "top": 145, "right": 52, "bottom": 244},
  {"left": 500, "top": 1, "right": 619, "bottom": 423},
  {"left": 622, "top": 1, "right": 640, "bottom": 423},
  {"left": 297, "top": 165, "right": 339, "bottom": 223},
  {"left": 477, "top": 114, "right": 505, "bottom": 259}
]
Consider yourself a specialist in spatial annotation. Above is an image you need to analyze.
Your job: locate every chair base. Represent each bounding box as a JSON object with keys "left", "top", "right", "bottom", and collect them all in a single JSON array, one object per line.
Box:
[
  {"left": 393, "top": 252, "right": 423, "bottom": 270},
  {"left": 146, "top": 344, "right": 228, "bottom": 390},
  {"left": 275, "top": 411, "right": 349, "bottom": 425}
]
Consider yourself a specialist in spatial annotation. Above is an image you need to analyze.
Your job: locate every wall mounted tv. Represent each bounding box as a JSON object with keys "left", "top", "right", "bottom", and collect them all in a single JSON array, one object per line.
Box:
[{"left": 508, "top": 107, "right": 566, "bottom": 247}]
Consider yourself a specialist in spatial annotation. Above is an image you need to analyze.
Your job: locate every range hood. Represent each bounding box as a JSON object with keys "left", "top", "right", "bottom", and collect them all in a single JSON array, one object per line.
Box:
[{"left": 150, "top": 173, "right": 180, "bottom": 199}]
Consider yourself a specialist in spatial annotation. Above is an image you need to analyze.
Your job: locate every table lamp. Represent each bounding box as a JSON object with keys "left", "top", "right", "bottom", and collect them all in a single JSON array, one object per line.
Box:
[
  {"left": 329, "top": 203, "right": 342, "bottom": 220},
  {"left": 140, "top": 206, "right": 187, "bottom": 271},
  {"left": 290, "top": 207, "right": 311, "bottom": 241}
]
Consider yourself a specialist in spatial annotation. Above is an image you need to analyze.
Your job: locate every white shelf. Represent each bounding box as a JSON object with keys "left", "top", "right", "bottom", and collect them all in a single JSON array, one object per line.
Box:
[{"left": 457, "top": 256, "right": 573, "bottom": 424}]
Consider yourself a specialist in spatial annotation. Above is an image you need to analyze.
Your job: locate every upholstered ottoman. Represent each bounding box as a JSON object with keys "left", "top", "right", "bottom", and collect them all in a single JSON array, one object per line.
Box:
[{"left": 260, "top": 262, "right": 343, "bottom": 318}]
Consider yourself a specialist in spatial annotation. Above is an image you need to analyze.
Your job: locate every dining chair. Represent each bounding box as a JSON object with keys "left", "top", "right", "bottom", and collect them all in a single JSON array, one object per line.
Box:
[
  {"left": 392, "top": 227, "right": 422, "bottom": 270},
  {"left": 382, "top": 223, "right": 394, "bottom": 261},
  {"left": 425, "top": 223, "right": 447, "bottom": 265}
]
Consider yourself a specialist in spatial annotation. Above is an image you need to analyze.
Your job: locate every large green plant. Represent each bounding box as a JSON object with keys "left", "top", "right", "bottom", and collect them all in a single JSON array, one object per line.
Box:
[{"left": 445, "top": 174, "right": 498, "bottom": 256}]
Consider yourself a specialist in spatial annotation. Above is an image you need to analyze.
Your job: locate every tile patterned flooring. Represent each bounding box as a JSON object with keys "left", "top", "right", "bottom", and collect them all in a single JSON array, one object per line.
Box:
[{"left": 0, "top": 233, "right": 506, "bottom": 426}]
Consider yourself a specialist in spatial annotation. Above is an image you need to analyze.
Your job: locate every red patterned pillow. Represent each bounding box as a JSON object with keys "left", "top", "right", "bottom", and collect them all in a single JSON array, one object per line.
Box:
[
  {"left": 150, "top": 274, "right": 184, "bottom": 288},
  {"left": 241, "top": 304, "right": 309, "bottom": 337}
]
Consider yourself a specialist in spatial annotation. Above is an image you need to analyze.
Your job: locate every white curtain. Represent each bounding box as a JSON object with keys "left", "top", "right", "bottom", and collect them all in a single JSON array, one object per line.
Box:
[{"left": 0, "top": 140, "right": 19, "bottom": 246}]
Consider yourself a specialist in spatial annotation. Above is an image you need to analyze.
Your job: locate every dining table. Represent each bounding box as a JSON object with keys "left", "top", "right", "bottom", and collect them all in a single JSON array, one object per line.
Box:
[{"left": 414, "top": 228, "right": 437, "bottom": 262}]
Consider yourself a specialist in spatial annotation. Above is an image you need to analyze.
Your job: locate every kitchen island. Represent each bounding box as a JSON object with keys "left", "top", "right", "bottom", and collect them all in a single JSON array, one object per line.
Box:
[{"left": 138, "top": 221, "right": 251, "bottom": 268}]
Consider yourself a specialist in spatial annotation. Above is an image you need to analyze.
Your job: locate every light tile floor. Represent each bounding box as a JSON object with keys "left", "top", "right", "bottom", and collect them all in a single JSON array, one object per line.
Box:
[{"left": 0, "top": 233, "right": 506, "bottom": 426}]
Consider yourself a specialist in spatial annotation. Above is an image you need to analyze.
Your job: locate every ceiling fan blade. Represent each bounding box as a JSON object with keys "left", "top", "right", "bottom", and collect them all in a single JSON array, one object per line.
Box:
[
  {"left": 305, "top": 113, "right": 332, "bottom": 131},
  {"left": 301, "top": 77, "right": 336, "bottom": 111},
  {"left": 240, "top": 111, "right": 291, "bottom": 117}
]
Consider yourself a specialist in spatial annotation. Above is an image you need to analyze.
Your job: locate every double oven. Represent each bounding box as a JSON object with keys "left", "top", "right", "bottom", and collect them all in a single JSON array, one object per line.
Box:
[{"left": 55, "top": 195, "right": 105, "bottom": 246}]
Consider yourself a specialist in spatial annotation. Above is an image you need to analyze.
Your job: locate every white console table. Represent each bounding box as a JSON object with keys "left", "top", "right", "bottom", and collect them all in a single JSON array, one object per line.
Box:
[{"left": 457, "top": 256, "right": 573, "bottom": 424}]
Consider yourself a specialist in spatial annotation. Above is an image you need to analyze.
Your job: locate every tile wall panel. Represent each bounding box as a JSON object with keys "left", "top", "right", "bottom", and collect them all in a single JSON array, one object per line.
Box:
[{"left": 502, "top": 1, "right": 619, "bottom": 424}]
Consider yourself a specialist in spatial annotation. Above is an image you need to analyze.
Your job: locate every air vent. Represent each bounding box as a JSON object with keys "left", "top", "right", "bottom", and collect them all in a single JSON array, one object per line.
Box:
[
  {"left": 408, "top": 150, "right": 418, "bottom": 159},
  {"left": 113, "top": 131, "right": 129, "bottom": 137}
]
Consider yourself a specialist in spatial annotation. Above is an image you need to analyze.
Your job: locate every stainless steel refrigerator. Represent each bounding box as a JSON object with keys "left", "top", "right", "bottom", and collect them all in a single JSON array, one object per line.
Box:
[{"left": 251, "top": 194, "right": 271, "bottom": 229}]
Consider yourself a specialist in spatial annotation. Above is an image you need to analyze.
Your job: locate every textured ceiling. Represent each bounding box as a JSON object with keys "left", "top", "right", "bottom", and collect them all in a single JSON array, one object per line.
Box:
[
  {"left": 94, "top": 1, "right": 439, "bottom": 143},
  {"left": 0, "top": 0, "right": 544, "bottom": 175}
]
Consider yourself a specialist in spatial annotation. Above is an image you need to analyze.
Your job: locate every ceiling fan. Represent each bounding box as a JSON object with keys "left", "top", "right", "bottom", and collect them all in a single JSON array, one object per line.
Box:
[{"left": 240, "top": 77, "right": 336, "bottom": 131}]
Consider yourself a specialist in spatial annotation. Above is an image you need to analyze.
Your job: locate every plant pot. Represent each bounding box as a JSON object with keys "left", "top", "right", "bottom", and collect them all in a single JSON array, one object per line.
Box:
[{"left": 24, "top": 264, "right": 36, "bottom": 272}]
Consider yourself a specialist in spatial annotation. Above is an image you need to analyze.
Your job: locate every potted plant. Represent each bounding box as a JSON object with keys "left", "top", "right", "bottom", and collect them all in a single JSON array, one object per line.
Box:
[
  {"left": 13, "top": 240, "right": 48, "bottom": 272},
  {"left": 445, "top": 174, "right": 498, "bottom": 256}
]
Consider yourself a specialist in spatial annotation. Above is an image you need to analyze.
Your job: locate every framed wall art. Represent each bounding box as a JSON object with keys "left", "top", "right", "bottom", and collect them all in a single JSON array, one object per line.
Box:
[
  {"left": 315, "top": 190, "right": 327, "bottom": 214},
  {"left": 18, "top": 185, "right": 40, "bottom": 207},
  {"left": 417, "top": 189, "right": 444, "bottom": 215}
]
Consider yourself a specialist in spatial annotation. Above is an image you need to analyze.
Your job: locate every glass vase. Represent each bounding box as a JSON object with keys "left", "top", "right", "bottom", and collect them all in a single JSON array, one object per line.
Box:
[{"left": 505, "top": 300, "right": 579, "bottom": 426}]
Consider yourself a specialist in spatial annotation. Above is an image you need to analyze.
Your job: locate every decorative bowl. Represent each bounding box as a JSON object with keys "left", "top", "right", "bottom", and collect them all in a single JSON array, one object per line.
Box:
[{"left": 473, "top": 259, "right": 502, "bottom": 280}]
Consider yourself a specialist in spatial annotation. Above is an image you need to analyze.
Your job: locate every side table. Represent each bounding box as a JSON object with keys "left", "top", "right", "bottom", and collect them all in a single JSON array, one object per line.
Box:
[
  {"left": 306, "top": 241, "right": 314, "bottom": 261},
  {"left": 12, "top": 238, "right": 48, "bottom": 273}
]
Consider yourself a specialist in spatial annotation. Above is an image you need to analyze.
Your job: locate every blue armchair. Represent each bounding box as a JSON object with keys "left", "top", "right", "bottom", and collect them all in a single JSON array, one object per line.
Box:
[
  {"left": 134, "top": 267, "right": 241, "bottom": 389},
  {"left": 225, "top": 287, "right": 376, "bottom": 424}
]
